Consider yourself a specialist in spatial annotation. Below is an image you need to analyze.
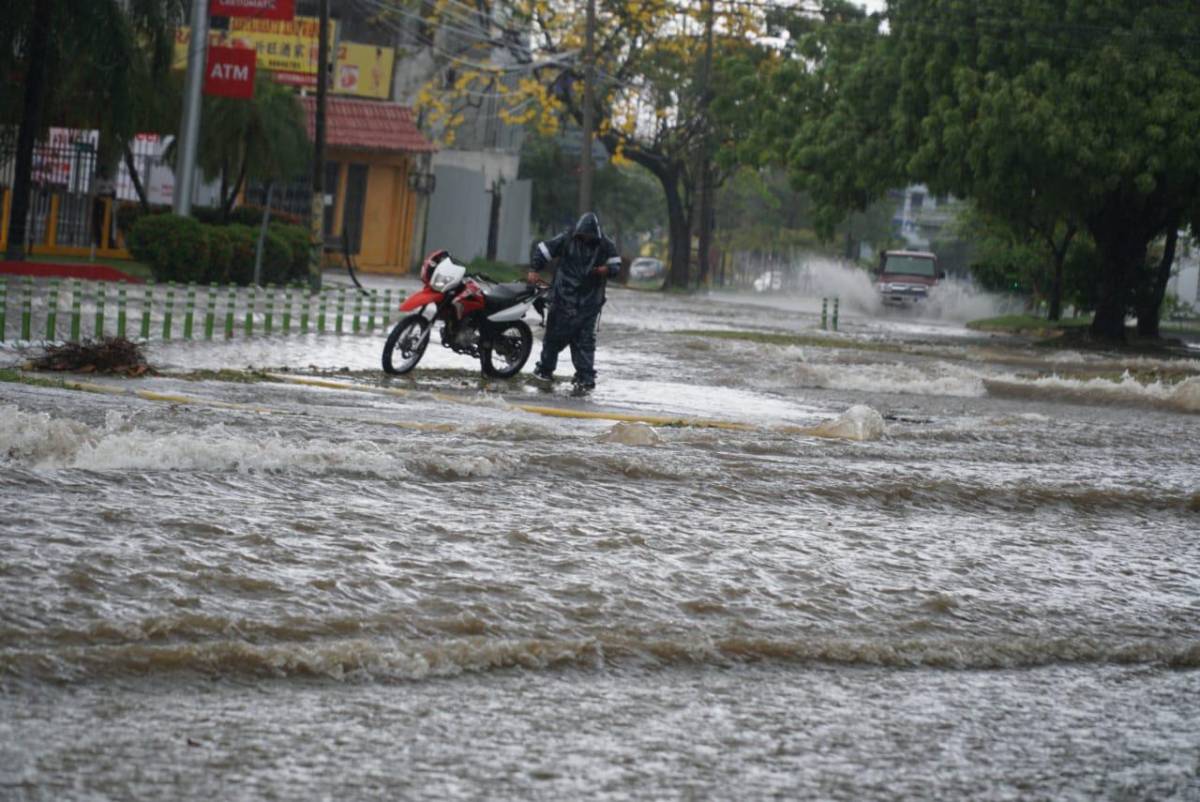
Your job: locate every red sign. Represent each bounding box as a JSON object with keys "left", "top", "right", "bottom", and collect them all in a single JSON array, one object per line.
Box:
[
  {"left": 210, "top": 0, "right": 294, "bottom": 20},
  {"left": 203, "top": 46, "right": 256, "bottom": 99}
]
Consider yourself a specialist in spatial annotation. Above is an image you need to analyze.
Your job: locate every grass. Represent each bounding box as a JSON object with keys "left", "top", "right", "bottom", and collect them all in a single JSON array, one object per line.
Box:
[
  {"left": 28, "top": 253, "right": 152, "bottom": 281},
  {"left": 676, "top": 328, "right": 906, "bottom": 354},
  {"left": 0, "top": 368, "right": 68, "bottom": 389},
  {"left": 966, "top": 314, "right": 1093, "bottom": 334}
]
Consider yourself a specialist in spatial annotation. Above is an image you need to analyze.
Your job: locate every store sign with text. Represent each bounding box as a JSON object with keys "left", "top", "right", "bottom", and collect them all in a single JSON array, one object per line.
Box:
[
  {"left": 203, "top": 46, "right": 256, "bottom": 99},
  {"left": 210, "top": 0, "right": 294, "bottom": 21}
]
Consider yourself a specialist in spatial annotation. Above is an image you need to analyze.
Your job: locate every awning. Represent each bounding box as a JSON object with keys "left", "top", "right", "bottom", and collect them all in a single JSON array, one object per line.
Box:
[{"left": 300, "top": 96, "right": 437, "bottom": 155}]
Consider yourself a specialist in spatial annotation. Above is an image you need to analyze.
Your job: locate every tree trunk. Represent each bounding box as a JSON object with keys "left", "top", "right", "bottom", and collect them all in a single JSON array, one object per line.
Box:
[
  {"left": 222, "top": 156, "right": 248, "bottom": 221},
  {"left": 5, "top": 0, "right": 54, "bottom": 261},
  {"left": 123, "top": 144, "right": 150, "bottom": 212},
  {"left": 1045, "top": 224, "right": 1076, "bottom": 322},
  {"left": 1135, "top": 223, "right": 1179, "bottom": 339},
  {"left": 662, "top": 171, "right": 691, "bottom": 290},
  {"left": 486, "top": 181, "right": 501, "bottom": 261},
  {"left": 1089, "top": 225, "right": 1145, "bottom": 342}
]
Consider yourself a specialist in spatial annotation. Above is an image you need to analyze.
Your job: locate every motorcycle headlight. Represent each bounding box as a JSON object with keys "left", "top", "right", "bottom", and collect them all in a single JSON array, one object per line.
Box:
[{"left": 431, "top": 272, "right": 452, "bottom": 291}]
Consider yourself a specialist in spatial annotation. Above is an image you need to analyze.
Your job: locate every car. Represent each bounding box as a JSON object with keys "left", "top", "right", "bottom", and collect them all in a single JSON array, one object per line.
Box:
[
  {"left": 875, "top": 250, "right": 944, "bottom": 306},
  {"left": 629, "top": 257, "right": 665, "bottom": 280}
]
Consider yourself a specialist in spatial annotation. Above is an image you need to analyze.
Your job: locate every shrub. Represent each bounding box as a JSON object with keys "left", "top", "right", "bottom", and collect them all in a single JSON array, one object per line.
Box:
[
  {"left": 270, "top": 223, "right": 310, "bottom": 283},
  {"left": 206, "top": 226, "right": 235, "bottom": 284},
  {"left": 224, "top": 225, "right": 259, "bottom": 285},
  {"left": 137, "top": 215, "right": 210, "bottom": 284},
  {"left": 116, "top": 202, "right": 169, "bottom": 244},
  {"left": 258, "top": 229, "right": 294, "bottom": 286}
]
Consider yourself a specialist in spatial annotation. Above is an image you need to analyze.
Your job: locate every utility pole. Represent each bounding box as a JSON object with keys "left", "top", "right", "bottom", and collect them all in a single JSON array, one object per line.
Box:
[
  {"left": 307, "top": 0, "right": 331, "bottom": 293},
  {"left": 577, "top": 0, "right": 596, "bottom": 214},
  {"left": 173, "top": 0, "right": 209, "bottom": 216},
  {"left": 695, "top": 0, "right": 715, "bottom": 287}
]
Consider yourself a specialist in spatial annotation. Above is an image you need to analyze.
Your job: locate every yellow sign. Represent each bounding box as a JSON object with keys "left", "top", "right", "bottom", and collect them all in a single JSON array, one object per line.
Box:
[
  {"left": 173, "top": 25, "right": 394, "bottom": 98},
  {"left": 333, "top": 42, "right": 394, "bottom": 100},
  {"left": 173, "top": 17, "right": 337, "bottom": 75}
]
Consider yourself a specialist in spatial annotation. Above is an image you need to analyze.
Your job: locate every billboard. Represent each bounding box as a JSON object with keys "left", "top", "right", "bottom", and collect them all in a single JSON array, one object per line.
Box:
[
  {"left": 210, "top": 0, "right": 295, "bottom": 20},
  {"left": 174, "top": 24, "right": 393, "bottom": 99}
]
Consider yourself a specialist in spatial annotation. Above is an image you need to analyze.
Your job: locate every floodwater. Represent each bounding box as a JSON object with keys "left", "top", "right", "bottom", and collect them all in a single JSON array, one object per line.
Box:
[{"left": 2, "top": 277, "right": 1199, "bottom": 800}]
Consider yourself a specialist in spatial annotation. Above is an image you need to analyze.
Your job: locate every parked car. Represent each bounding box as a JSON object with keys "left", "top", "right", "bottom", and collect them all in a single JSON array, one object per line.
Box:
[
  {"left": 629, "top": 257, "right": 665, "bottom": 280},
  {"left": 875, "top": 250, "right": 944, "bottom": 306}
]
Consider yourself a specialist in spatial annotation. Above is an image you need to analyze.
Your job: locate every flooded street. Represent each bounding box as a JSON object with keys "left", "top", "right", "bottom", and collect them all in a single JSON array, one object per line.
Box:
[{"left": 2, "top": 281, "right": 1199, "bottom": 799}]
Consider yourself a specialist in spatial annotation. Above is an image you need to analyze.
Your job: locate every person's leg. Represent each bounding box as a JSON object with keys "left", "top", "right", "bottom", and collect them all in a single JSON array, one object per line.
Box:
[
  {"left": 534, "top": 310, "right": 571, "bottom": 378},
  {"left": 568, "top": 309, "right": 600, "bottom": 388}
]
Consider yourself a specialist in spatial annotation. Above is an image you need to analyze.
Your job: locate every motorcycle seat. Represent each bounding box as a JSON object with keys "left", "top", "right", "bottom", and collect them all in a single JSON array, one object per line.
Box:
[{"left": 483, "top": 281, "right": 534, "bottom": 310}]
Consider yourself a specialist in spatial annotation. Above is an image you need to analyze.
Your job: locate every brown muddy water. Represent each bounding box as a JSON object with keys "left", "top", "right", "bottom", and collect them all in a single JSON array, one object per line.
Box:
[{"left": 2, "top": 281, "right": 1199, "bottom": 800}]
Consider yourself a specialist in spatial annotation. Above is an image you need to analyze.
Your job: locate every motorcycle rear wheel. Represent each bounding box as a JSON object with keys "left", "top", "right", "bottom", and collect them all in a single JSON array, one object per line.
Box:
[
  {"left": 480, "top": 320, "right": 533, "bottom": 378},
  {"left": 382, "top": 314, "right": 431, "bottom": 375}
]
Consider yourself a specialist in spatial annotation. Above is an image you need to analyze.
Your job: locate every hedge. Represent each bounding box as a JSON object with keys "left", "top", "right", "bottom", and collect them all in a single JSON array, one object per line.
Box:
[{"left": 128, "top": 214, "right": 309, "bottom": 286}]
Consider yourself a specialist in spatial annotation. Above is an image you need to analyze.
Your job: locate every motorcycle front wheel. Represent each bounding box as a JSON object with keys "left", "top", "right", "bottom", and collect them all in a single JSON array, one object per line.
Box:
[
  {"left": 480, "top": 320, "right": 533, "bottom": 378},
  {"left": 382, "top": 314, "right": 431, "bottom": 375}
]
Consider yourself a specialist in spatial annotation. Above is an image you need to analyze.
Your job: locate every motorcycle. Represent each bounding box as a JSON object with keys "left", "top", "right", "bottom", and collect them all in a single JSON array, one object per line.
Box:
[{"left": 382, "top": 249, "right": 548, "bottom": 378}]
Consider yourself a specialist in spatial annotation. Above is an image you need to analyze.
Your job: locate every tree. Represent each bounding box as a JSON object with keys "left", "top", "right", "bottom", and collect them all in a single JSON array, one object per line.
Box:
[
  {"left": 189, "top": 75, "right": 310, "bottom": 221},
  {"left": 2, "top": 0, "right": 181, "bottom": 258},
  {"left": 758, "top": 0, "right": 1200, "bottom": 341},
  {"left": 408, "top": 0, "right": 769, "bottom": 289}
]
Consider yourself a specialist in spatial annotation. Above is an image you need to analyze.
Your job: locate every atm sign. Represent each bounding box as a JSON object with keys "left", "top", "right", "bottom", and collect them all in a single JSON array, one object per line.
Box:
[{"left": 203, "top": 47, "right": 256, "bottom": 99}]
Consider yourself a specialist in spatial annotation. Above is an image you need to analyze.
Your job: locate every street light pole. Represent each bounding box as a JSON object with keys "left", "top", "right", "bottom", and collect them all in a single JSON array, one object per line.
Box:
[
  {"left": 307, "top": 0, "right": 330, "bottom": 293},
  {"left": 173, "top": 0, "right": 209, "bottom": 216}
]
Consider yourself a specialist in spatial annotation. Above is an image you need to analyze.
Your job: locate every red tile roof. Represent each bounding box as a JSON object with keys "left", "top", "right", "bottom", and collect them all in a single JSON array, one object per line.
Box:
[{"left": 300, "top": 96, "right": 437, "bottom": 154}]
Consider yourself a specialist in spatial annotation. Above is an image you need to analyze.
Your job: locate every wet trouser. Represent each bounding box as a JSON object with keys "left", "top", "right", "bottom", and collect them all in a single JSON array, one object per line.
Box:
[{"left": 535, "top": 306, "right": 601, "bottom": 382}]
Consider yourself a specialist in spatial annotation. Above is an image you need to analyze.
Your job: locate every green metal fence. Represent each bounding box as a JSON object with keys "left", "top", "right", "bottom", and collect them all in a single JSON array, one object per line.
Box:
[{"left": 0, "top": 277, "right": 404, "bottom": 344}]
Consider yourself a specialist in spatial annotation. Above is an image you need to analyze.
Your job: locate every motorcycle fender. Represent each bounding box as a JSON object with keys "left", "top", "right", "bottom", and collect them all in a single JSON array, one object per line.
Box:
[
  {"left": 399, "top": 288, "right": 443, "bottom": 313},
  {"left": 487, "top": 302, "right": 529, "bottom": 323}
]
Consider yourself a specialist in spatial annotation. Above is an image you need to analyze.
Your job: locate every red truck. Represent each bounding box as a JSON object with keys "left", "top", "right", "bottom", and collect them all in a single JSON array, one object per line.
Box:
[{"left": 875, "top": 250, "right": 944, "bottom": 307}]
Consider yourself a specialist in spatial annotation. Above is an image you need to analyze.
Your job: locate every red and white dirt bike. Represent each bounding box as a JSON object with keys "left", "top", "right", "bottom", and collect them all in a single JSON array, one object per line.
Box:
[{"left": 382, "top": 250, "right": 548, "bottom": 377}]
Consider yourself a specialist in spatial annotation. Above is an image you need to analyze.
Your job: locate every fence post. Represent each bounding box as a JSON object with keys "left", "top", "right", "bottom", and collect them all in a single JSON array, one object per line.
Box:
[
  {"left": 300, "top": 285, "right": 310, "bottom": 334},
  {"left": 183, "top": 283, "right": 196, "bottom": 340},
  {"left": 117, "top": 285, "right": 127, "bottom": 339},
  {"left": 832, "top": 297, "right": 839, "bottom": 332},
  {"left": 0, "top": 279, "right": 6, "bottom": 341},
  {"left": 244, "top": 285, "right": 256, "bottom": 337},
  {"left": 20, "top": 278, "right": 33, "bottom": 341},
  {"left": 336, "top": 287, "right": 346, "bottom": 334},
  {"left": 282, "top": 286, "right": 293, "bottom": 334},
  {"left": 383, "top": 289, "right": 392, "bottom": 327},
  {"left": 318, "top": 290, "right": 328, "bottom": 333},
  {"left": 352, "top": 289, "right": 363, "bottom": 334},
  {"left": 46, "top": 280, "right": 60, "bottom": 340},
  {"left": 71, "top": 281, "right": 83, "bottom": 341},
  {"left": 163, "top": 281, "right": 175, "bottom": 340},
  {"left": 225, "top": 286, "right": 236, "bottom": 339},
  {"left": 367, "top": 289, "right": 377, "bottom": 332},
  {"left": 140, "top": 280, "right": 153, "bottom": 340},
  {"left": 821, "top": 297, "right": 828, "bottom": 330},
  {"left": 94, "top": 282, "right": 106, "bottom": 339},
  {"left": 264, "top": 284, "right": 275, "bottom": 335},
  {"left": 204, "top": 284, "right": 216, "bottom": 340}
]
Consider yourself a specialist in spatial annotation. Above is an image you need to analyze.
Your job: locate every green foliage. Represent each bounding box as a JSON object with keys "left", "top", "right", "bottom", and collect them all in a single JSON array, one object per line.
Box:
[
  {"left": 269, "top": 223, "right": 310, "bottom": 283},
  {"left": 519, "top": 133, "right": 665, "bottom": 248},
  {"left": 223, "top": 225, "right": 260, "bottom": 286},
  {"left": 753, "top": 0, "right": 1200, "bottom": 338},
  {"left": 127, "top": 214, "right": 210, "bottom": 284},
  {"left": 206, "top": 226, "right": 235, "bottom": 284}
]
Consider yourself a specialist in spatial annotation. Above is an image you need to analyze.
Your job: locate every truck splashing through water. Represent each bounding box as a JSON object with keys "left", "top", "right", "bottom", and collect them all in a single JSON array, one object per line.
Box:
[{"left": 875, "top": 250, "right": 944, "bottom": 307}]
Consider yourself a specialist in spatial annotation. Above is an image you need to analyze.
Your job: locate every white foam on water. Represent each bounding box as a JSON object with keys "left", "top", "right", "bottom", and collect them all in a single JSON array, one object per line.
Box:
[
  {"left": 781, "top": 361, "right": 987, "bottom": 398},
  {"left": 596, "top": 422, "right": 662, "bottom": 446},
  {"left": 804, "top": 405, "right": 886, "bottom": 441},
  {"left": 0, "top": 404, "right": 413, "bottom": 476},
  {"left": 985, "top": 373, "right": 1200, "bottom": 414}
]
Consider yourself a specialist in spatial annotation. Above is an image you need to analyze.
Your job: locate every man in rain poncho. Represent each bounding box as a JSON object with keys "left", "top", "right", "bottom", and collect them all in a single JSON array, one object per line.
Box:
[{"left": 527, "top": 212, "right": 622, "bottom": 391}]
